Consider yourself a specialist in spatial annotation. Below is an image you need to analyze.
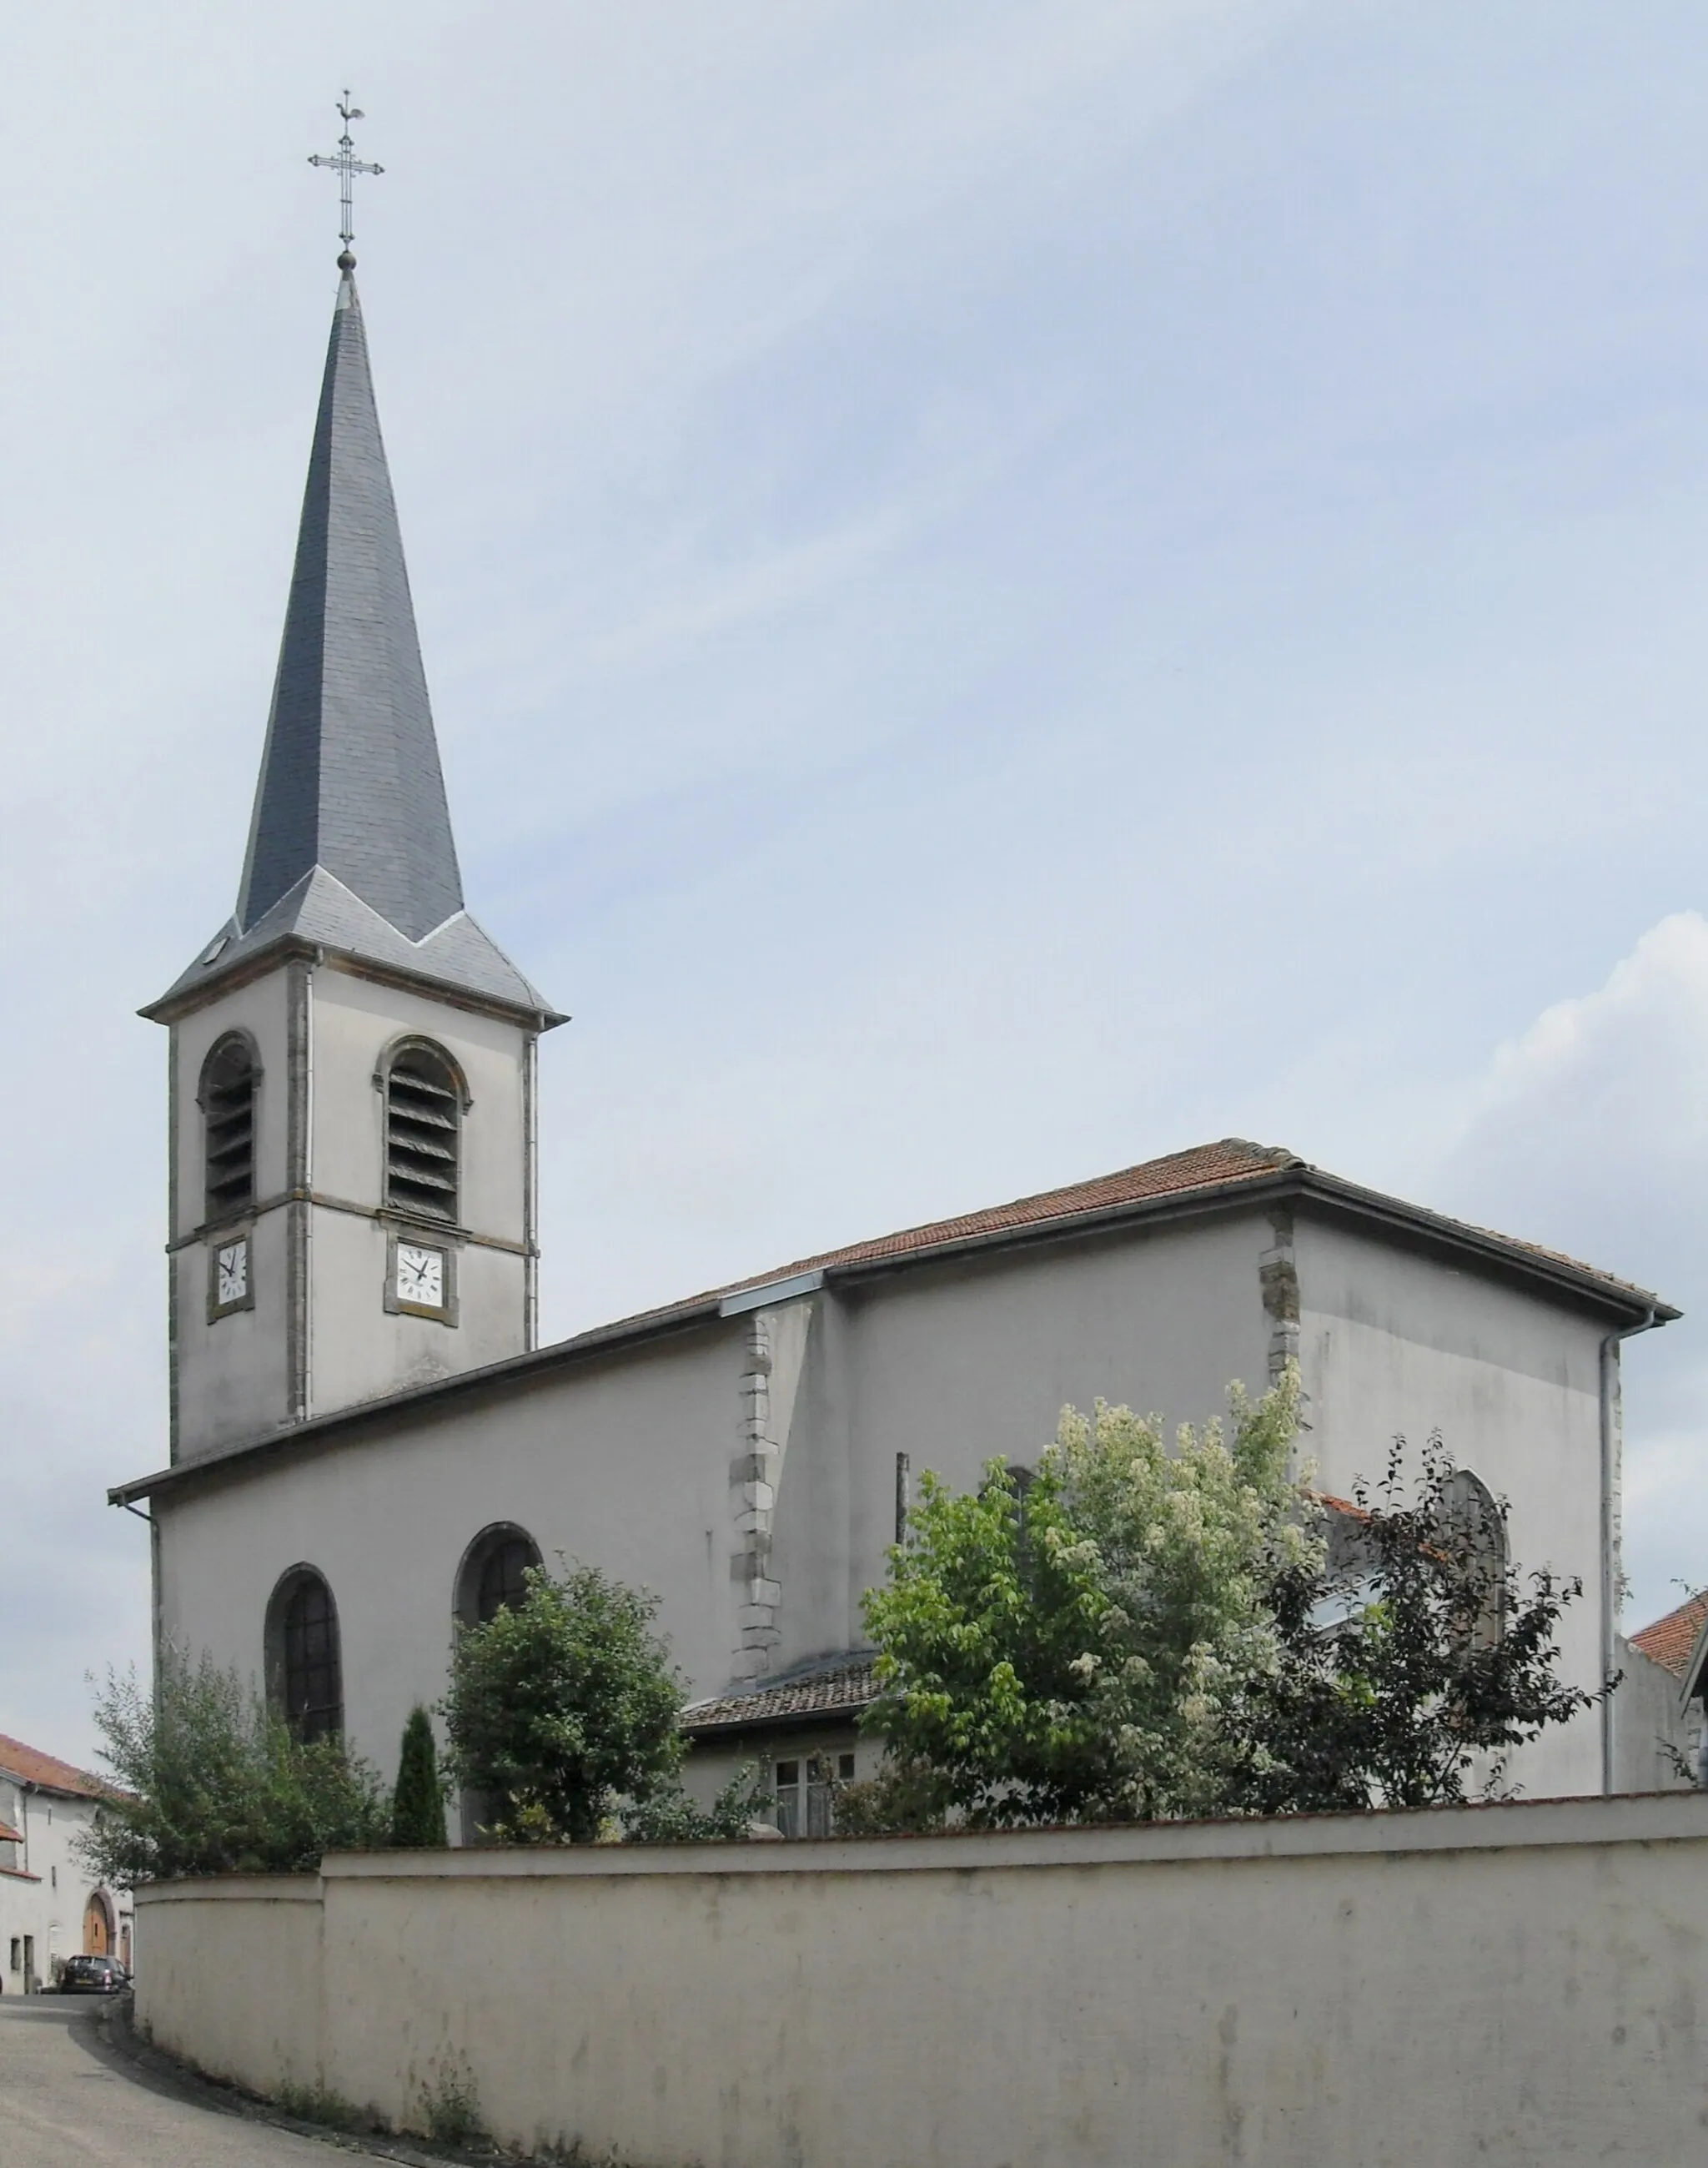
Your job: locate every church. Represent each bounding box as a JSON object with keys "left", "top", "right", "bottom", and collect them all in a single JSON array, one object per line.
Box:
[{"left": 111, "top": 256, "right": 1678, "bottom": 1824}]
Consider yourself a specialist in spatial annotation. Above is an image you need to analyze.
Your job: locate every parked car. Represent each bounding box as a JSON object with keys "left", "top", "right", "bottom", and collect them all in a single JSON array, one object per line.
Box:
[{"left": 58, "top": 1954, "right": 129, "bottom": 1994}]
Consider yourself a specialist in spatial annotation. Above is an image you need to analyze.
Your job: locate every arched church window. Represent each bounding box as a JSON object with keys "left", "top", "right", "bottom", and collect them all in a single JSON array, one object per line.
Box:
[
  {"left": 200, "top": 1034, "right": 258, "bottom": 1221},
  {"left": 455, "top": 1524, "right": 542, "bottom": 1627},
  {"left": 384, "top": 1041, "right": 462, "bottom": 1224},
  {"left": 266, "top": 1567, "right": 344, "bottom": 1742},
  {"left": 1439, "top": 1468, "right": 1508, "bottom": 1649}
]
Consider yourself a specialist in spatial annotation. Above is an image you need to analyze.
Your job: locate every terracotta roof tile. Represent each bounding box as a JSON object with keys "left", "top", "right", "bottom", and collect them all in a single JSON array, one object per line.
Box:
[
  {"left": 683, "top": 1657, "right": 878, "bottom": 1735},
  {"left": 710, "top": 1139, "right": 1301, "bottom": 1302},
  {"left": 1629, "top": 1592, "right": 1708, "bottom": 1678},
  {"left": 0, "top": 1818, "right": 22, "bottom": 1843},
  {"left": 0, "top": 1733, "right": 111, "bottom": 1799}
]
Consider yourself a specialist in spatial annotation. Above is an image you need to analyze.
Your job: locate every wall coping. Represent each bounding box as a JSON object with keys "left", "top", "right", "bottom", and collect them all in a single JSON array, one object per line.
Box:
[
  {"left": 140, "top": 1874, "right": 324, "bottom": 1904},
  {"left": 131, "top": 1791, "right": 1708, "bottom": 1901}
]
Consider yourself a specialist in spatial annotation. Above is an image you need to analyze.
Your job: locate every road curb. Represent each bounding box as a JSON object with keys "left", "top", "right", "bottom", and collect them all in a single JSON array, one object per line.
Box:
[{"left": 91, "top": 1997, "right": 513, "bottom": 2166}]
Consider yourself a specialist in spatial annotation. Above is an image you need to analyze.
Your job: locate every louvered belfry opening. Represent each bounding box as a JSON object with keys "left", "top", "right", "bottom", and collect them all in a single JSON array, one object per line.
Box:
[
  {"left": 385, "top": 1043, "right": 460, "bottom": 1222},
  {"left": 203, "top": 1037, "right": 257, "bottom": 1221}
]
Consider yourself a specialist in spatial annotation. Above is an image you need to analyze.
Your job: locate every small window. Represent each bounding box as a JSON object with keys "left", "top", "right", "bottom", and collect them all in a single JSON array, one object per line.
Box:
[
  {"left": 8, "top": 1939, "right": 19, "bottom": 1974},
  {"left": 267, "top": 1567, "right": 344, "bottom": 1742},
  {"left": 772, "top": 1754, "right": 845, "bottom": 1838},
  {"left": 384, "top": 1043, "right": 460, "bottom": 1223},
  {"left": 201, "top": 1034, "right": 257, "bottom": 1221},
  {"left": 773, "top": 1758, "right": 802, "bottom": 1839},
  {"left": 455, "top": 1523, "right": 543, "bottom": 1629}
]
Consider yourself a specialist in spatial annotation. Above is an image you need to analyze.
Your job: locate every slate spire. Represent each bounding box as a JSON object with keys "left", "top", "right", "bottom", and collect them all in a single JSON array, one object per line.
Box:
[
  {"left": 237, "top": 267, "right": 463, "bottom": 943},
  {"left": 146, "top": 266, "right": 558, "bottom": 1028}
]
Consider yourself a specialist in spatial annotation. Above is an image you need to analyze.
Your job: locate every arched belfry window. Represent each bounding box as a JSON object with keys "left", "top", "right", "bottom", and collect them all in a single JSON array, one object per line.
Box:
[
  {"left": 200, "top": 1034, "right": 258, "bottom": 1222},
  {"left": 383, "top": 1041, "right": 463, "bottom": 1224},
  {"left": 455, "top": 1524, "right": 542, "bottom": 1628},
  {"left": 265, "top": 1567, "right": 344, "bottom": 1742}
]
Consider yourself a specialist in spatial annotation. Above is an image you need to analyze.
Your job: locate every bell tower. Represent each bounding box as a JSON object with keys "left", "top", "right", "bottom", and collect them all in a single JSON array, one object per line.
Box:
[{"left": 145, "top": 255, "right": 562, "bottom": 1462}]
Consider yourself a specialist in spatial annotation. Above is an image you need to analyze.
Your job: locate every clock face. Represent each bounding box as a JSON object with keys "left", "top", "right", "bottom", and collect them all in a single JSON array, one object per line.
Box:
[
  {"left": 396, "top": 1243, "right": 445, "bottom": 1310},
  {"left": 215, "top": 1239, "right": 248, "bottom": 1307}
]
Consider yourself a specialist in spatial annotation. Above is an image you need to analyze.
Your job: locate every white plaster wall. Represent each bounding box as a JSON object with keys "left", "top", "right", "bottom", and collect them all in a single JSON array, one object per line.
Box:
[
  {"left": 306, "top": 1210, "right": 526, "bottom": 1413},
  {"left": 154, "top": 1320, "right": 753, "bottom": 1784},
  {"left": 155, "top": 1195, "right": 1653, "bottom": 1807},
  {"left": 1294, "top": 1215, "right": 1610, "bottom": 1796},
  {"left": 135, "top": 1794, "right": 1708, "bottom": 2168},
  {"left": 301, "top": 968, "right": 532, "bottom": 1416},
  {"left": 1613, "top": 1639, "right": 1699, "bottom": 1794},
  {"left": 308, "top": 968, "right": 530, "bottom": 1240},
  {"left": 774, "top": 1212, "right": 1274, "bottom": 1664},
  {"left": 173, "top": 1209, "right": 295, "bottom": 1458},
  {"left": 134, "top": 1879, "right": 320, "bottom": 2087},
  {"left": 170, "top": 976, "right": 294, "bottom": 1241},
  {"left": 170, "top": 973, "right": 297, "bottom": 1460}
]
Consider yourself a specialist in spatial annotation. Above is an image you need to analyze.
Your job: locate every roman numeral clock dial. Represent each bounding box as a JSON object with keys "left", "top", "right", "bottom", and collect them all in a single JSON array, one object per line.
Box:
[
  {"left": 211, "top": 1236, "right": 249, "bottom": 1315},
  {"left": 396, "top": 1242, "right": 445, "bottom": 1310}
]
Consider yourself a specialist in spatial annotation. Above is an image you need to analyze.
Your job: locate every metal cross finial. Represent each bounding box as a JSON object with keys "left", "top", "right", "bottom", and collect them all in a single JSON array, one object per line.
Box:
[{"left": 308, "top": 93, "right": 384, "bottom": 267}]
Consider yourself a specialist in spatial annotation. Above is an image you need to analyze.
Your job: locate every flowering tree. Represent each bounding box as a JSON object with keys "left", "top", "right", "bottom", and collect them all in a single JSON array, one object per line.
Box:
[
  {"left": 859, "top": 1374, "right": 1311, "bottom": 1825},
  {"left": 857, "top": 1376, "right": 1605, "bottom": 1828}
]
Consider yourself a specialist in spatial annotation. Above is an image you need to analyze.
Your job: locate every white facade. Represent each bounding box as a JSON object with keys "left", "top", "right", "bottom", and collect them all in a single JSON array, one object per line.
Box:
[
  {"left": 166, "top": 953, "right": 539, "bottom": 1461},
  {"left": 127, "top": 1159, "right": 1668, "bottom": 1810},
  {"left": 0, "top": 1744, "right": 132, "bottom": 1993}
]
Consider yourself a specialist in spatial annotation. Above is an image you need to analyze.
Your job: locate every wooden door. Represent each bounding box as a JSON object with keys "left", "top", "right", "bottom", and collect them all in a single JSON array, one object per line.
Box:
[{"left": 83, "top": 1898, "right": 109, "bottom": 1955}]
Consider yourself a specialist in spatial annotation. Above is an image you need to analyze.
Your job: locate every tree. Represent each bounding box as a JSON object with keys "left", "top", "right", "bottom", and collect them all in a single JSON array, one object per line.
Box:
[
  {"left": 860, "top": 1374, "right": 1311, "bottom": 1826},
  {"left": 1235, "top": 1433, "right": 1605, "bottom": 1812},
  {"left": 440, "top": 1560, "right": 690, "bottom": 1843},
  {"left": 390, "top": 1705, "right": 448, "bottom": 1847},
  {"left": 78, "top": 1650, "right": 390, "bottom": 1885},
  {"left": 859, "top": 1379, "right": 1603, "bottom": 1828},
  {"left": 619, "top": 1767, "right": 771, "bottom": 1843}
]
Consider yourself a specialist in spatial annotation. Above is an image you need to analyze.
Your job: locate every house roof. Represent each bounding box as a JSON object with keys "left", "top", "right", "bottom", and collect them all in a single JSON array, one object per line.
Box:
[
  {"left": 682, "top": 1656, "right": 878, "bottom": 1738},
  {"left": 0, "top": 1733, "right": 110, "bottom": 1800},
  {"left": 0, "top": 1818, "right": 23, "bottom": 1844},
  {"left": 109, "top": 1136, "right": 1675, "bottom": 1509},
  {"left": 144, "top": 269, "right": 555, "bottom": 1029},
  {"left": 1630, "top": 1591, "right": 1708, "bottom": 1680}
]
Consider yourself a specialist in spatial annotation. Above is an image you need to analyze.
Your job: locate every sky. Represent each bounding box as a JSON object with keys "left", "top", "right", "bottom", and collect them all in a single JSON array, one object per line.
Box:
[{"left": 3, "top": 1, "right": 1708, "bottom": 1765}]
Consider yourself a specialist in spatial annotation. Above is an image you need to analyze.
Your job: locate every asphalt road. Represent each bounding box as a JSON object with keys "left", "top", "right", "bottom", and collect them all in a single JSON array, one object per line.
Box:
[{"left": 0, "top": 1995, "right": 339, "bottom": 2168}]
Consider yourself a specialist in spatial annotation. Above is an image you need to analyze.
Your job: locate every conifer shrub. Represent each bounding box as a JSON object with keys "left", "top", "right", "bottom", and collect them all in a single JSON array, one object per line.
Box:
[{"left": 389, "top": 1705, "right": 448, "bottom": 1848}]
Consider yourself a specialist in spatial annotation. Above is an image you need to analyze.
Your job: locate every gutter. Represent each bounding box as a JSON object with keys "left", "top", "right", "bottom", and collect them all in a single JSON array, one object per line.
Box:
[{"left": 1601, "top": 1307, "right": 1660, "bottom": 1795}]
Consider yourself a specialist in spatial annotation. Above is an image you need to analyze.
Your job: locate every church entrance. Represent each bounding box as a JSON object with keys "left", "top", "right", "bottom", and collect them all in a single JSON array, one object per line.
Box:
[{"left": 83, "top": 1893, "right": 113, "bottom": 1956}]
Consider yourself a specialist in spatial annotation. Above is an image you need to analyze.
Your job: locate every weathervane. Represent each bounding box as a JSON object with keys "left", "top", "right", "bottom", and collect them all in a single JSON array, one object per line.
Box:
[{"left": 309, "top": 93, "right": 383, "bottom": 269}]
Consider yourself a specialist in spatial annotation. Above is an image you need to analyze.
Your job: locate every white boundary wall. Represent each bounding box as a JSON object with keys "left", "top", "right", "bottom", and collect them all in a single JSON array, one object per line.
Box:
[{"left": 137, "top": 1794, "right": 1708, "bottom": 2168}]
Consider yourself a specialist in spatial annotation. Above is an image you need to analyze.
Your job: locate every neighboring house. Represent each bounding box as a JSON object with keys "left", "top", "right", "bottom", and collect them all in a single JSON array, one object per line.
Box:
[
  {"left": 108, "top": 254, "right": 1680, "bottom": 1833},
  {"left": 0, "top": 1733, "right": 133, "bottom": 1991},
  {"left": 1617, "top": 1592, "right": 1708, "bottom": 1793},
  {"left": 682, "top": 1658, "right": 880, "bottom": 1833}
]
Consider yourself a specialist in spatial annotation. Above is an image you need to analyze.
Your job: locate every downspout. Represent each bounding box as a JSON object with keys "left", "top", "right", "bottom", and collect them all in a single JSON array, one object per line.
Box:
[{"left": 1600, "top": 1306, "right": 1659, "bottom": 1794}]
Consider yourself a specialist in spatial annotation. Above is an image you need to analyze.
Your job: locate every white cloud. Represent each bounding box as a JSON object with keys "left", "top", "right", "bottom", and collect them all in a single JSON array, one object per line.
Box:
[{"left": 1433, "top": 913, "right": 1708, "bottom": 1627}]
